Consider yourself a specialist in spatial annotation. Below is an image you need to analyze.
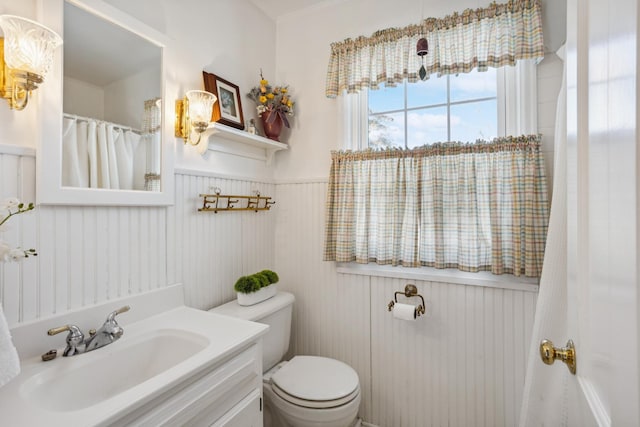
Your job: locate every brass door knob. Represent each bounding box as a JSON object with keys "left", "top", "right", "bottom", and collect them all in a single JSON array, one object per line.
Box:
[{"left": 539, "top": 339, "right": 576, "bottom": 375}]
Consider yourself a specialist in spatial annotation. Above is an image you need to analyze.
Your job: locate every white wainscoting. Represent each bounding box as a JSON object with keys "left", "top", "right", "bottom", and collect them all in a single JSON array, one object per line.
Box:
[
  {"left": 0, "top": 146, "right": 275, "bottom": 327},
  {"left": 2, "top": 146, "right": 538, "bottom": 426},
  {"left": 275, "top": 181, "right": 538, "bottom": 427},
  {"left": 171, "top": 170, "right": 276, "bottom": 311}
]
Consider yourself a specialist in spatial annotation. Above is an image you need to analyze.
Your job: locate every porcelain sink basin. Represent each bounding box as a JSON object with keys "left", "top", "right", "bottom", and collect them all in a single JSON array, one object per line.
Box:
[
  {"left": 0, "top": 298, "right": 268, "bottom": 427},
  {"left": 20, "top": 328, "right": 209, "bottom": 412}
]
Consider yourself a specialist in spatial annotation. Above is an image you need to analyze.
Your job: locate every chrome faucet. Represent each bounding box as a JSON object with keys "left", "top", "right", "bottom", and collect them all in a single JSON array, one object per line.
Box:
[{"left": 47, "top": 305, "right": 130, "bottom": 357}]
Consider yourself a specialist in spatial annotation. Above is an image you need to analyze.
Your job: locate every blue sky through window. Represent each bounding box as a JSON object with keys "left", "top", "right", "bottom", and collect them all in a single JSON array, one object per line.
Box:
[{"left": 368, "top": 68, "right": 498, "bottom": 148}]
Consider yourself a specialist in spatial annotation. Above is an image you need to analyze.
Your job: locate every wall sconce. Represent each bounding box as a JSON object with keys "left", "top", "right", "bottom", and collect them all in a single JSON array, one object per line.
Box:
[
  {"left": 175, "top": 90, "right": 217, "bottom": 147},
  {"left": 0, "top": 15, "right": 63, "bottom": 111}
]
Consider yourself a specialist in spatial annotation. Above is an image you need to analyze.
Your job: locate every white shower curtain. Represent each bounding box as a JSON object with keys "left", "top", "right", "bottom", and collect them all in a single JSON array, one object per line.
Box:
[
  {"left": 519, "top": 45, "right": 568, "bottom": 426},
  {"left": 62, "top": 116, "right": 142, "bottom": 190}
]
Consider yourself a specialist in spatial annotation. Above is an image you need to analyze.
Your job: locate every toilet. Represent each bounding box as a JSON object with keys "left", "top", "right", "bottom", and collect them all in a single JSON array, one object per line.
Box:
[{"left": 209, "top": 291, "right": 361, "bottom": 427}]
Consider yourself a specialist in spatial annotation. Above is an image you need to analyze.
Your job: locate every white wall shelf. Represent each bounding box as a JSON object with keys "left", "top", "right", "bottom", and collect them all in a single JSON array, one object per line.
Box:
[{"left": 201, "top": 122, "right": 288, "bottom": 165}]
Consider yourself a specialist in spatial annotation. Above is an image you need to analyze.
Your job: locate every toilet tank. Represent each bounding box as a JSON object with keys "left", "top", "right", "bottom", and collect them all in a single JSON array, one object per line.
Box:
[{"left": 209, "top": 291, "right": 295, "bottom": 372}]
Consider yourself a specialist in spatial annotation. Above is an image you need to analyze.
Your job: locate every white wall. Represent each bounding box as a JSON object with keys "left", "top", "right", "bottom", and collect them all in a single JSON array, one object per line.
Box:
[
  {"left": 65, "top": 65, "right": 160, "bottom": 129},
  {"left": 63, "top": 76, "right": 105, "bottom": 119},
  {"left": 0, "top": 146, "right": 275, "bottom": 325},
  {"left": 272, "top": 1, "right": 563, "bottom": 425},
  {"left": 104, "top": 63, "right": 160, "bottom": 129},
  {"left": 0, "top": 0, "right": 278, "bottom": 326}
]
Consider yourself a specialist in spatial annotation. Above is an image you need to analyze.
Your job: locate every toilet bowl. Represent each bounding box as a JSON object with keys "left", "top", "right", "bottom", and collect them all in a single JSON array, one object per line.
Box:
[
  {"left": 263, "top": 356, "right": 361, "bottom": 427},
  {"left": 209, "top": 291, "right": 361, "bottom": 427}
]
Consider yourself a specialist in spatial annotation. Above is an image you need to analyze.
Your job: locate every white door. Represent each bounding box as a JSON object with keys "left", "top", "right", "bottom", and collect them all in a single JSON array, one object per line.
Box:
[{"left": 564, "top": 0, "right": 639, "bottom": 425}]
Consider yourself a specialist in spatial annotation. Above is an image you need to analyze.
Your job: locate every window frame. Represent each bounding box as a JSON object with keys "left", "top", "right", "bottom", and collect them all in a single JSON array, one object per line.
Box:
[{"left": 343, "top": 60, "right": 538, "bottom": 152}]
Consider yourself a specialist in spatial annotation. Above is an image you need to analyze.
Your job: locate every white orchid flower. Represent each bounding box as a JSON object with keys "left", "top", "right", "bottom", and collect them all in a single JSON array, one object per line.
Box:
[
  {"left": 0, "top": 198, "right": 20, "bottom": 211},
  {"left": 8, "top": 248, "right": 27, "bottom": 261},
  {"left": 0, "top": 198, "right": 37, "bottom": 262}
]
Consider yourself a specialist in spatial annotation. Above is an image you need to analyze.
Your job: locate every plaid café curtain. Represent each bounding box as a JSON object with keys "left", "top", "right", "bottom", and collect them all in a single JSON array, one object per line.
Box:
[
  {"left": 325, "top": 0, "right": 544, "bottom": 97},
  {"left": 323, "top": 135, "right": 549, "bottom": 277}
]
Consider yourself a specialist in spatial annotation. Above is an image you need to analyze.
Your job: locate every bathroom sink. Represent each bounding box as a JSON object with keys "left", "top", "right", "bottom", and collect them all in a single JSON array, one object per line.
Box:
[
  {"left": 0, "top": 296, "right": 269, "bottom": 427},
  {"left": 20, "top": 328, "right": 209, "bottom": 411}
]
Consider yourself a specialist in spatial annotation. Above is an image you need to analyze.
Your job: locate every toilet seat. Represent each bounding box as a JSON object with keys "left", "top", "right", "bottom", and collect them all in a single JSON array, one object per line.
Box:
[
  {"left": 272, "top": 382, "right": 360, "bottom": 409},
  {"left": 270, "top": 356, "right": 360, "bottom": 409}
]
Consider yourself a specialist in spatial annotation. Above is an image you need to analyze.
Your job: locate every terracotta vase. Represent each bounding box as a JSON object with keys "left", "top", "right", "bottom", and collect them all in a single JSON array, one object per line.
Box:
[{"left": 260, "top": 111, "right": 283, "bottom": 141}]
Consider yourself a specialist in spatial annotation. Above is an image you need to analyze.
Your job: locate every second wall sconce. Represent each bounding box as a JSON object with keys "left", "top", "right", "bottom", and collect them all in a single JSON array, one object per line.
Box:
[
  {"left": 175, "top": 90, "right": 217, "bottom": 148},
  {"left": 0, "top": 15, "right": 63, "bottom": 110}
]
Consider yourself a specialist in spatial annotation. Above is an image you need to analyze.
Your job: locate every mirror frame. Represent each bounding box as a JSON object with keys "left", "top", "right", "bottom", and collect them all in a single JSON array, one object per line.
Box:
[{"left": 36, "top": 0, "right": 174, "bottom": 206}]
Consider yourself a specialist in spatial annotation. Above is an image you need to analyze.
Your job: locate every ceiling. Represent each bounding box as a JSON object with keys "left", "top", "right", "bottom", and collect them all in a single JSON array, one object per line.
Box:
[
  {"left": 249, "top": 0, "right": 330, "bottom": 20},
  {"left": 249, "top": 0, "right": 567, "bottom": 52},
  {"left": 64, "top": 2, "right": 161, "bottom": 87}
]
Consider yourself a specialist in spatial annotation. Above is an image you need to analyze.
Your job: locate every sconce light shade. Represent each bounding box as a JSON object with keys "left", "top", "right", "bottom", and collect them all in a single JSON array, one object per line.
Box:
[
  {"left": 186, "top": 90, "right": 216, "bottom": 132},
  {"left": 175, "top": 90, "right": 217, "bottom": 147},
  {"left": 0, "top": 15, "right": 62, "bottom": 110},
  {"left": 0, "top": 15, "right": 62, "bottom": 77}
]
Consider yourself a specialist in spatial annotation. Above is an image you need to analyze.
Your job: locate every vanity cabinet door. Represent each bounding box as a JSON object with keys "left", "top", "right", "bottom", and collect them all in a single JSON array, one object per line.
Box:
[
  {"left": 210, "top": 389, "right": 262, "bottom": 427},
  {"left": 112, "top": 344, "right": 262, "bottom": 426}
]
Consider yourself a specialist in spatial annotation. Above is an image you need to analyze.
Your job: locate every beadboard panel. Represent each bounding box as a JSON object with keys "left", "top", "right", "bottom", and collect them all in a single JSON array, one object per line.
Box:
[
  {"left": 0, "top": 151, "right": 37, "bottom": 325},
  {"left": 3, "top": 148, "right": 537, "bottom": 426},
  {"left": 275, "top": 181, "right": 373, "bottom": 421},
  {"left": 0, "top": 147, "right": 275, "bottom": 326},
  {"left": 170, "top": 173, "right": 276, "bottom": 311},
  {"left": 1, "top": 144, "right": 170, "bottom": 325},
  {"left": 275, "top": 181, "right": 538, "bottom": 427}
]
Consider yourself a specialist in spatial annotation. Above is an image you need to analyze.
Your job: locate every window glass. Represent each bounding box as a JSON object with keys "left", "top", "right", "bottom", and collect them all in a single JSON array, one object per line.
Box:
[
  {"left": 369, "top": 111, "right": 404, "bottom": 149},
  {"left": 407, "top": 77, "right": 447, "bottom": 109},
  {"left": 450, "top": 99, "right": 498, "bottom": 142},
  {"left": 450, "top": 68, "right": 497, "bottom": 102},
  {"left": 407, "top": 106, "right": 448, "bottom": 147},
  {"left": 368, "top": 70, "right": 498, "bottom": 148},
  {"left": 368, "top": 84, "right": 404, "bottom": 113}
]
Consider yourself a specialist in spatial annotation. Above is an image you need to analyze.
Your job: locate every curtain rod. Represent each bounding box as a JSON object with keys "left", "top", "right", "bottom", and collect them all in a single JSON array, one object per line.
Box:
[{"left": 63, "top": 113, "right": 141, "bottom": 134}]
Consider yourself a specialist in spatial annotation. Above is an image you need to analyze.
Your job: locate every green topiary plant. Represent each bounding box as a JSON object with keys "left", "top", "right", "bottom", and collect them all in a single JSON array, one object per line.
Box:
[
  {"left": 254, "top": 272, "right": 271, "bottom": 287},
  {"left": 234, "top": 270, "right": 279, "bottom": 294},
  {"left": 259, "top": 269, "right": 279, "bottom": 284},
  {"left": 234, "top": 275, "right": 262, "bottom": 294}
]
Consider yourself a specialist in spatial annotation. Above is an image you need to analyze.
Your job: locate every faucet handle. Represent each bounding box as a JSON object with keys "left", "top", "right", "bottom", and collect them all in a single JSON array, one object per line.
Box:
[
  {"left": 108, "top": 305, "right": 130, "bottom": 320},
  {"left": 102, "top": 305, "right": 130, "bottom": 339},
  {"left": 47, "top": 324, "right": 85, "bottom": 357},
  {"left": 47, "top": 325, "right": 72, "bottom": 336},
  {"left": 115, "top": 305, "right": 130, "bottom": 315}
]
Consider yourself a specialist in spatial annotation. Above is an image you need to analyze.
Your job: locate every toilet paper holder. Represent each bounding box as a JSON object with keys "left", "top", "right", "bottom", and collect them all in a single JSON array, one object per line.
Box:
[{"left": 387, "top": 284, "right": 426, "bottom": 317}]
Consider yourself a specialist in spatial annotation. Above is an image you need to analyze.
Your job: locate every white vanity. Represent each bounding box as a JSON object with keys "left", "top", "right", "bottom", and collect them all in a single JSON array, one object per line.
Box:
[{"left": 0, "top": 285, "right": 268, "bottom": 426}]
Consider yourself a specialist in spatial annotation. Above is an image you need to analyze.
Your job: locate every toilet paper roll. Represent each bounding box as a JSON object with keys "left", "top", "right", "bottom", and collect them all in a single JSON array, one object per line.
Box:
[{"left": 392, "top": 302, "right": 416, "bottom": 321}]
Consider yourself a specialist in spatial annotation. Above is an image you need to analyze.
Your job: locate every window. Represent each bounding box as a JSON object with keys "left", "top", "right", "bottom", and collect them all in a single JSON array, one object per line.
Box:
[
  {"left": 368, "top": 68, "right": 498, "bottom": 149},
  {"left": 324, "top": 135, "right": 549, "bottom": 278},
  {"left": 332, "top": 62, "right": 546, "bottom": 278},
  {"left": 343, "top": 61, "right": 539, "bottom": 152}
]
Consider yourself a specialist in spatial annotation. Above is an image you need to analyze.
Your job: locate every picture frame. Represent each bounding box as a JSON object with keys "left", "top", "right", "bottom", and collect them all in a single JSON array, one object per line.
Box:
[{"left": 202, "top": 71, "right": 245, "bottom": 130}]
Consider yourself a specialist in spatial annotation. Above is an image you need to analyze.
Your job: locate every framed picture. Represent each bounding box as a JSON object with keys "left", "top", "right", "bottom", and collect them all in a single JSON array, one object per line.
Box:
[{"left": 202, "top": 71, "right": 245, "bottom": 130}]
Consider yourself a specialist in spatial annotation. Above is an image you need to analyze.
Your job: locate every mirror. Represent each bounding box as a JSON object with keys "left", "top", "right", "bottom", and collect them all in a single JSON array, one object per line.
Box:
[
  {"left": 38, "top": 0, "right": 173, "bottom": 205},
  {"left": 63, "top": 2, "right": 161, "bottom": 191}
]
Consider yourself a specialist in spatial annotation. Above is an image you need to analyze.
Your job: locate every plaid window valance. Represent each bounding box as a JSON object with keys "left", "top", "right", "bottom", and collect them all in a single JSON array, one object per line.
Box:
[
  {"left": 325, "top": 0, "right": 544, "bottom": 97},
  {"left": 323, "top": 135, "right": 549, "bottom": 277}
]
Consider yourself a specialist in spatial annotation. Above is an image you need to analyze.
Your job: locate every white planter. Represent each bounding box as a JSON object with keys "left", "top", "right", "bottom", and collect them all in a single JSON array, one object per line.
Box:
[{"left": 237, "top": 284, "right": 277, "bottom": 306}]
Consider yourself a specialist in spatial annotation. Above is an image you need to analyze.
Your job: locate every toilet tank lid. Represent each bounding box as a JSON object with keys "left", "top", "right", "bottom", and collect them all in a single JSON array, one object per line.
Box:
[{"left": 209, "top": 291, "right": 295, "bottom": 321}]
